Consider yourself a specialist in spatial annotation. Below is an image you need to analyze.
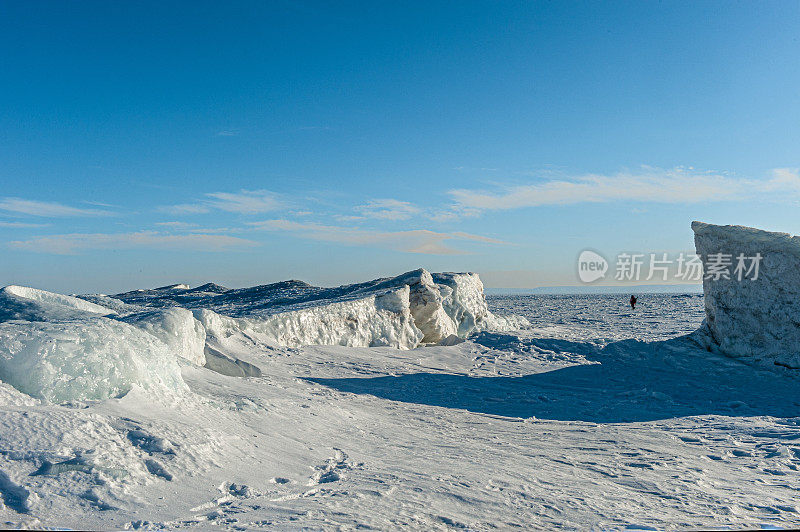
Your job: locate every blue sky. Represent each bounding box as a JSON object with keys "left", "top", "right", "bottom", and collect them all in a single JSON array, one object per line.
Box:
[{"left": 1, "top": 1, "right": 799, "bottom": 293}]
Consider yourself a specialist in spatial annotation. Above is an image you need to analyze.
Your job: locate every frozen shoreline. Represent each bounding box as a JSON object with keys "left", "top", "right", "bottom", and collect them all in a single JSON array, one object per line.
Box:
[{"left": 0, "top": 252, "right": 799, "bottom": 529}]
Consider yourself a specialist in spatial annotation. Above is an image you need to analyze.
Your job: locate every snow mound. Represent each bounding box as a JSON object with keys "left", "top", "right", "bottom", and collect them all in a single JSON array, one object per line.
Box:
[
  {"left": 0, "top": 317, "right": 187, "bottom": 403},
  {"left": 0, "top": 285, "right": 115, "bottom": 322},
  {"left": 692, "top": 221, "right": 800, "bottom": 368},
  {"left": 120, "top": 308, "right": 207, "bottom": 366},
  {"left": 0, "top": 379, "right": 38, "bottom": 406}
]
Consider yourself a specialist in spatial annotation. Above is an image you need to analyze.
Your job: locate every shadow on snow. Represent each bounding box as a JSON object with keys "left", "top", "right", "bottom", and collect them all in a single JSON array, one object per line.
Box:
[{"left": 307, "top": 332, "right": 800, "bottom": 423}]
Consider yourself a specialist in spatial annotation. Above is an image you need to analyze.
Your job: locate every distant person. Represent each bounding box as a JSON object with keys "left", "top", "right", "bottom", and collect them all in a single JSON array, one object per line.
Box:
[{"left": 630, "top": 295, "right": 637, "bottom": 310}]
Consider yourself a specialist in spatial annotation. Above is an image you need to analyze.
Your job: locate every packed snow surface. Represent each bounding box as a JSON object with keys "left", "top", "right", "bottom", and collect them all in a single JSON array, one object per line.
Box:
[
  {"left": 0, "top": 287, "right": 799, "bottom": 530},
  {"left": 693, "top": 221, "right": 800, "bottom": 369}
]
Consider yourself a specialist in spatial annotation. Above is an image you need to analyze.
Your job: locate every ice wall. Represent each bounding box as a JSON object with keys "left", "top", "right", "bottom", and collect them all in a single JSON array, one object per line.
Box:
[
  {"left": 693, "top": 221, "right": 800, "bottom": 368},
  {"left": 111, "top": 268, "right": 528, "bottom": 349},
  {"left": 195, "top": 286, "right": 424, "bottom": 350},
  {"left": 433, "top": 272, "right": 528, "bottom": 335}
]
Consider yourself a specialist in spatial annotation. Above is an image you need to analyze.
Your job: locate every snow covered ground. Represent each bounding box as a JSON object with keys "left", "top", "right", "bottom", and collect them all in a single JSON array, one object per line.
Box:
[{"left": 1, "top": 288, "right": 799, "bottom": 530}]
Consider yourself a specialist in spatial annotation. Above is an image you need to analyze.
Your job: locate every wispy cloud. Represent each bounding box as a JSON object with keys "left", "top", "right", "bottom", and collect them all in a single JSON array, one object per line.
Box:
[
  {"left": 0, "top": 198, "right": 114, "bottom": 217},
  {"left": 9, "top": 231, "right": 259, "bottom": 255},
  {"left": 764, "top": 167, "right": 800, "bottom": 191},
  {"left": 205, "top": 190, "right": 283, "bottom": 214},
  {"left": 216, "top": 130, "right": 238, "bottom": 137},
  {"left": 0, "top": 221, "right": 50, "bottom": 228},
  {"left": 248, "top": 219, "right": 505, "bottom": 255},
  {"left": 159, "top": 189, "right": 283, "bottom": 216},
  {"left": 354, "top": 199, "right": 421, "bottom": 220},
  {"left": 155, "top": 221, "right": 199, "bottom": 229},
  {"left": 448, "top": 167, "right": 800, "bottom": 211}
]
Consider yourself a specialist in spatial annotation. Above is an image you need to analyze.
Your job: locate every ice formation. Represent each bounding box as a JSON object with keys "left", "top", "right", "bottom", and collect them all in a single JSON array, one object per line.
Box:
[
  {"left": 0, "top": 287, "right": 199, "bottom": 402},
  {"left": 120, "top": 308, "right": 206, "bottom": 366},
  {"left": 0, "top": 269, "right": 526, "bottom": 402},
  {"left": 433, "top": 272, "right": 529, "bottom": 335},
  {"left": 112, "top": 268, "right": 527, "bottom": 350},
  {"left": 194, "top": 285, "right": 423, "bottom": 350},
  {"left": 0, "top": 317, "right": 187, "bottom": 403},
  {"left": 692, "top": 221, "right": 800, "bottom": 368}
]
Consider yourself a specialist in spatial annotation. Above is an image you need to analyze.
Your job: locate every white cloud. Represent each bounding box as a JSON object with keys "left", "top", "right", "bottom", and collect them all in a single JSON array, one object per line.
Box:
[
  {"left": 448, "top": 167, "right": 800, "bottom": 211},
  {"left": 0, "top": 198, "right": 114, "bottom": 217},
  {"left": 427, "top": 206, "right": 483, "bottom": 223},
  {"left": 159, "top": 190, "right": 283, "bottom": 216},
  {"left": 248, "top": 219, "right": 505, "bottom": 255},
  {"left": 205, "top": 190, "right": 283, "bottom": 214},
  {"left": 354, "top": 199, "right": 421, "bottom": 220},
  {"left": 9, "top": 231, "right": 259, "bottom": 255}
]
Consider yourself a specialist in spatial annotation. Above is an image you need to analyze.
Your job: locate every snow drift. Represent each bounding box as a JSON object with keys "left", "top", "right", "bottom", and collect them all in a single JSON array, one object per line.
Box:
[
  {"left": 0, "top": 288, "right": 201, "bottom": 403},
  {"left": 692, "top": 221, "right": 800, "bottom": 368}
]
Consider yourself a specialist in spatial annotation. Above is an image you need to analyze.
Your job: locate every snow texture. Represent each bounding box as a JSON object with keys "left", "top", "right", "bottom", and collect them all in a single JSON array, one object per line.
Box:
[{"left": 693, "top": 221, "right": 800, "bottom": 369}]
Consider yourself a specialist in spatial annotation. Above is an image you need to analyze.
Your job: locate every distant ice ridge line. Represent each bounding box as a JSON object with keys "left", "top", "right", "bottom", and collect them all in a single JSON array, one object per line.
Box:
[
  {"left": 109, "top": 268, "right": 528, "bottom": 349},
  {"left": 691, "top": 221, "right": 800, "bottom": 369}
]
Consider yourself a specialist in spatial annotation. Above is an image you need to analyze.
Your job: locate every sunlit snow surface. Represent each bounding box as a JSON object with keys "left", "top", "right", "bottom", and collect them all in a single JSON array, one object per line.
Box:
[{"left": 2, "top": 294, "right": 800, "bottom": 530}]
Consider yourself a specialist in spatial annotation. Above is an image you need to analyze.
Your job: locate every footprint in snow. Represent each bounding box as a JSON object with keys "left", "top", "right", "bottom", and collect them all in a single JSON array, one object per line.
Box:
[{"left": 308, "top": 448, "right": 350, "bottom": 486}]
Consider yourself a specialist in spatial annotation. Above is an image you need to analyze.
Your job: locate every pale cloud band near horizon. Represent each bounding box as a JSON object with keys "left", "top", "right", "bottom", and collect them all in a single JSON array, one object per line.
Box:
[
  {"left": 448, "top": 167, "right": 800, "bottom": 211},
  {"left": 0, "top": 198, "right": 115, "bottom": 217},
  {"left": 9, "top": 231, "right": 259, "bottom": 255}
]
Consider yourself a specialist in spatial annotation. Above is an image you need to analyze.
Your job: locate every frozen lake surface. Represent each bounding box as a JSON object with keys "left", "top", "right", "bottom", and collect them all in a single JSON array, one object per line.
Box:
[
  {"left": 489, "top": 293, "right": 706, "bottom": 341},
  {"left": 1, "top": 292, "right": 799, "bottom": 530}
]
